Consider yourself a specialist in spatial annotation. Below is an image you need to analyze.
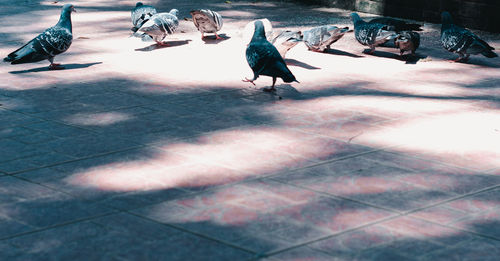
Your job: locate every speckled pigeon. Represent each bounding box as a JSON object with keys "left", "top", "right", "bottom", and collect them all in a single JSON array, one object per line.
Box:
[
  {"left": 243, "top": 20, "right": 298, "bottom": 92},
  {"left": 3, "top": 4, "right": 75, "bottom": 70},
  {"left": 303, "top": 25, "right": 349, "bottom": 52},
  {"left": 395, "top": 31, "right": 420, "bottom": 56},
  {"left": 190, "top": 9, "right": 223, "bottom": 39},
  {"left": 351, "top": 13, "right": 398, "bottom": 54},
  {"left": 369, "top": 17, "right": 422, "bottom": 32},
  {"left": 137, "top": 9, "right": 179, "bottom": 45},
  {"left": 270, "top": 30, "right": 303, "bottom": 58},
  {"left": 441, "top": 11, "right": 497, "bottom": 62},
  {"left": 131, "top": 2, "right": 157, "bottom": 33}
]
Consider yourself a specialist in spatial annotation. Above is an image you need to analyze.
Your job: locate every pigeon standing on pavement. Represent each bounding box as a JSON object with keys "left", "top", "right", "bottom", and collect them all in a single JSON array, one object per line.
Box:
[
  {"left": 440, "top": 11, "right": 497, "bottom": 62},
  {"left": 395, "top": 31, "right": 420, "bottom": 56},
  {"left": 137, "top": 9, "right": 179, "bottom": 45},
  {"left": 369, "top": 17, "right": 422, "bottom": 32},
  {"left": 4, "top": 4, "right": 76, "bottom": 70},
  {"left": 303, "top": 25, "right": 349, "bottom": 52},
  {"left": 190, "top": 9, "right": 223, "bottom": 40},
  {"left": 350, "top": 13, "right": 398, "bottom": 54},
  {"left": 243, "top": 20, "right": 298, "bottom": 92},
  {"left": 270, "top": 30, "right": 303, "bottom": 58},
  {"left": 130, "top": 2, "right": 157, "bottom": 33}
]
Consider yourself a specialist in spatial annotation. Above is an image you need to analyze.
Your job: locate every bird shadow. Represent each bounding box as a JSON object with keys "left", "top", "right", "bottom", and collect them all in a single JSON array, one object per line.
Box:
[
  {"left": 135, "top": 40, "right": 192, "bottom": 52},
  {"left": 364, "top": 49, "right": 402, "bottom": 60},
  {"left": 459, "top": 58, "right": 500, "bottom": 68},
  {"left": 404, "top": 54, "right": 428, "bottom": 64},
  {"left": 9, "top": 62, "right": 103, "bottom": 74},
  {"left": 323, "top": 48, "right": 364, "bottom": 58},
  {"left": 285, "top": 58, "right": 321, "bottom": 70},
  {"left": 202, "top": 34, "right": 231, "bottom": 44}
]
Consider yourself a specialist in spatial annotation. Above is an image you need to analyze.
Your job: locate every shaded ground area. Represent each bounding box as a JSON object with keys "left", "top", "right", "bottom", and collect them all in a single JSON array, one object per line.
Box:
[{"left": 1, "top": 0, "right": 500, "bottom": 260}]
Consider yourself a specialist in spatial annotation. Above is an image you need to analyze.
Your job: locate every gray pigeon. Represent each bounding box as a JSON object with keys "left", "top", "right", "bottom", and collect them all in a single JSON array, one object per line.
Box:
[
  {"left": 243, "top": 20, "right": 298, "bottom": 92},
  {"left": 137, "top": 9, "right": 179, "bottom": 45},
  {"left": 441, "top": 11, "right": 497, "bottom": 62},
  {"left": 395, "top": 31, "right": 420, "bottom": 56},
  {"left": 4, "top": 4, "right": 75, "bottom": 70},
  {"left": 369, "top": 17, "right": 422, "bottom": 32},
  {"left": 350, "top": 13, "right": 398, "bottom": 54},
  {"left": 303, "top": 25, "right": 349, "bottom": 52},
  {"left": 270, "top": 30, "right": 303, "bottom": 58},
  {"left": 131, "top": 2, "right": 157, "bottom": 33},
  {"left": 190, "top": 9, "right": 223, "bottom": 39}
]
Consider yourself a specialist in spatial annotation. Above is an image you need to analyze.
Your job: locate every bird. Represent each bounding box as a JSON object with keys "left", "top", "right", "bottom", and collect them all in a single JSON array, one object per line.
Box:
[
  {"left": 190, "top": 9, "right": 223, "bottom": 40},
  {"left": 369, "top": 17, "right": 422, "bottom": 32},
  {"left": 4, "top": 4, "right": 75, "bottom": 70},
  {"left": 350, "top": 13, "right": 398, "bottom": 54},
  {"left": 243, "top": 20, "right": 298, "bottom": 92},
  {"left": 440, "top": 11, "right": 497, "bottom": 62},
  {"left": 395, "top": 31, "right": 420, "bottom": 56},
  {"left": 243, "top": 18, "right": 273, "bottom": 45},
  {"left": 137, "top": 9, "right": 179, "bottom": 45},
  {"left": 130, "top": 2, "right": 157, "bottom": 33},
  {"left": 302, "top": 25, "right": 349, "bottom": 52},
  {"left": 269, "top": 30, "right": 303, "bottom": 58}
]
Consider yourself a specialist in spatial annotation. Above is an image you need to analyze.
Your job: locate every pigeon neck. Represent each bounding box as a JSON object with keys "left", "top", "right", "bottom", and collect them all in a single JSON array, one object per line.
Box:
[{"left": 57, "top": 9, "right": 73, "bottom": 32}]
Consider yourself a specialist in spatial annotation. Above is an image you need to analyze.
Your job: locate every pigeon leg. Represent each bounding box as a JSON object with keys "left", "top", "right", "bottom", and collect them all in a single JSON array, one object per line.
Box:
[
  {"left": 214, "top": 33, "right": 223, "bottom": 40},
  {"left": 201, "top": 33, "right": 205, "bottom": 39},
  {"left": 48, "top": 57, "right": 64, "bottom": 70},
  {"left": 365, "top": 46, "right": 375, "bottom": 54},
  {"left": 263, "top": 77, "right": 277, "bottom": 92},
  {"left": 242, "top": 76, "right": 257, "bottom": 85},
  {"left": 156, "top": 41, "right": 169, "bottom": 46}
]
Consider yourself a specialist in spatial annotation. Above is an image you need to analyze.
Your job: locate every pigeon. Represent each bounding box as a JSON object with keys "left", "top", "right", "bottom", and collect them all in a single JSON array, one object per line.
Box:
[
  {"left": 440, "top": 11, "right": 497, "bottom": 62},
  {"left": 395, "top": 31, "right": 420, "bottom": 56},
  {"left": 131, "top": 2, "right": 157, "bottom": 33},
  {"left": 303, "top": 25, "right": 349, "bottom": 52},
  {"left": 4, "top": 4, "right": 75, "bottom": 70},
  {"left": 137, "top": 9, "right": 179, "bottom": 45},
  {"left": 369, "top": 17, "right": 422, "bottom": 32},
  {"left": 243, "top": 18, "right": 273, "bottom": 45},
  {"left": 269, "top": 30, "right": 303, "bottom": 58},
  {"left": 190, "top": 9, "right": 223, "bottom": 40},
  {"left": 350, "top": 13, "right": 398, "bottom": 54},
  {"left": 243, "top": 20, "right": 298, "bottom": 92}
]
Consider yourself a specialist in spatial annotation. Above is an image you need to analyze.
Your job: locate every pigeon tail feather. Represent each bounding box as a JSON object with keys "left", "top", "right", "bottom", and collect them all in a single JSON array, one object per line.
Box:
[{"left": 482, "top": 49, "right": 498, "bottom": 58}]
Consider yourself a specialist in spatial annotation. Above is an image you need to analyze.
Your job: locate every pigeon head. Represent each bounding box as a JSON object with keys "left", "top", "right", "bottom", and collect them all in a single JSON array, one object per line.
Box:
[
  {"left": 57, "top": 4, "right": 75, "bottom": 30},
  {"left": 350, "top": 13, "right": 364, "bottom": 25},
  {"left": 441, "top": 11, "right": 454, "bottom": 25},
  {"left": 169, "top": 9, "right": 179, "bottom": 17},
  {"left": 62, "top": 4, "right": 76, "bottom": 13},
  {"left": 252, "top": 20, "right": 266, "bottom": 40},
  {"left": 136, "top": 2, "right": 144, "bottom": 7}
]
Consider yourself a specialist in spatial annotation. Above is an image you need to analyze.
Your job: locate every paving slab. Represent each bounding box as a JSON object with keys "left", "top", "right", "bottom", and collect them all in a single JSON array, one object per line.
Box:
[{"left": 1, "top": 0, "right": 500, "bottom": 259}]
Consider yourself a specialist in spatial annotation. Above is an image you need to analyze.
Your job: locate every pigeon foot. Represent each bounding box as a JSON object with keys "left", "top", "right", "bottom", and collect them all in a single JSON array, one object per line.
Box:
[
  {"left": 215, "top": 34, "right": 223, "bottom": 40},
  {"left": 242, "top": 78, "right": 256, "bottom": 85},
  {"left": 48, "top": 63, "right": 64, "bottom": 70}
]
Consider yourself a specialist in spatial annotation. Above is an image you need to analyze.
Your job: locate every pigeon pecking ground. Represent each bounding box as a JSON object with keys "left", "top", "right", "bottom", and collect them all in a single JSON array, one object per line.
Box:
[{"left": 0, "top": 0, "right": 500, "bottom": 260}]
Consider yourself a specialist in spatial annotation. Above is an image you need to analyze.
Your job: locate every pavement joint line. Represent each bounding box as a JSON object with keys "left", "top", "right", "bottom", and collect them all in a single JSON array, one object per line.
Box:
[
  {"left": 124, "top": 210, "right": 259, "bottom": 256},
  {"left": 7, "top": 145, "right": 147, "bottom": 176},
  {"left": 0, "top": 211, "right": 118, "bottom": 242},
  {"left": 402, "top": 184, "right": 500, "bottom": 216}
]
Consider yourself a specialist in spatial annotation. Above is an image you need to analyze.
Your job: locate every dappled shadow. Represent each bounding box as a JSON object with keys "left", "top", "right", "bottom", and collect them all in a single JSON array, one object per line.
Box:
[{"left": 9, "top": 62, "right": 102, "bottom": 74}]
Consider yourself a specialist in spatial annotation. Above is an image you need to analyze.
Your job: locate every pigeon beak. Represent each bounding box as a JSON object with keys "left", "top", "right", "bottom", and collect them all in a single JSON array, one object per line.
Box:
[{"left": 72, "top": 7, "right": 77, "bottom": 13}]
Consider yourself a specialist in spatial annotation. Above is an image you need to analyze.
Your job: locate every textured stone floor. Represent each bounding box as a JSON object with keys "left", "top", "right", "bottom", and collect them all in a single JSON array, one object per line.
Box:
[{"left": 1, "top": 0, "right": 500, "bottom": 260}]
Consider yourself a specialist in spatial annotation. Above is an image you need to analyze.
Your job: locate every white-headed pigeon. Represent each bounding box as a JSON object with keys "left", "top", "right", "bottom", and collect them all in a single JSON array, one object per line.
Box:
[
  {"left": 190, "top": 9, "right": 223, "bottom": 40},
  {"left": 441, "top": 11, "right": 497, "bottom": 62},
  {"left": 131, "top": 2, "right": 157, "bottom": 33},
  {"left": 243, "top": 20, "right": 298, "bottom": 92},
  {"left": 395, "top": 31, "right": 420, "bottom": 56},
  {"left": 4, "top": 4, "right": 76, "bottom": 70}
]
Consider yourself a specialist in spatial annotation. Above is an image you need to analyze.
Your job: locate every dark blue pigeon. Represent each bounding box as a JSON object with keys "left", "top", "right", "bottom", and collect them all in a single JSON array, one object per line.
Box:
[
  {"left": 243, "top": 20, "right": 298, "bottom": 92},
  {"left": 4, "top": 4, "right": 75, "bottom": 70},
  {"left": 131, "top": 2, "right": 157, "bottom": 33},
  {"left": 350, "top": 13, "right": 398, "bottom": 54},
  {"left": 441, "top": 11, "right": 497, "bottom": 62},
  {"left": 369, "top": 17, "right": 422, "bottom": 32}
]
